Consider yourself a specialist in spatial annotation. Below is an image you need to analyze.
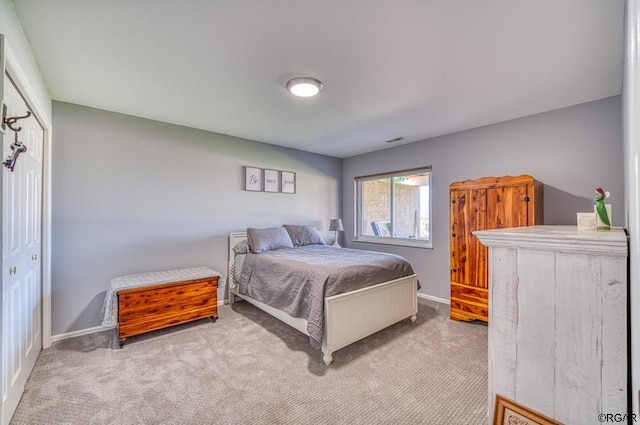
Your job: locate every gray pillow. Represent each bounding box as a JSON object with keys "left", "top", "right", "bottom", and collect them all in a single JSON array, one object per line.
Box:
[
  {"left": 247, "top": 227, "right": 294, "bottom": 253},
  {"left": 233, "top": 240, "right": 250, "bottom": 254},
  {"left": 283, "top": 224, "right": 326, "bottom": 246}
]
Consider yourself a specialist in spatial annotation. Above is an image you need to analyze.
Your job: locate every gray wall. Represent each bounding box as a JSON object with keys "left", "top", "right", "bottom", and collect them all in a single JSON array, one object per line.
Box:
[
  {"left": 53, "top": 96, "right": 623, "bottom": 333},
  {"left": 343, "top": 96, "right": 623, "bottom": 301},
  {"left": 52, "top": 101, "right": 342, "bottom": 335}
]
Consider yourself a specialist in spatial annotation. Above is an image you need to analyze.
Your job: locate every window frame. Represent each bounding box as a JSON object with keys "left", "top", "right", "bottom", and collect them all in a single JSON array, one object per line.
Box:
[{"left": 353, "top": 167, "right": 432, "bottom": 249}]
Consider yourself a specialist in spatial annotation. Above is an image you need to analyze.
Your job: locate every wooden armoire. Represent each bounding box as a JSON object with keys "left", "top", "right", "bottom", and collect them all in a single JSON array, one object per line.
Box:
[{"left": 449, "top": 175, "right": 543, "bottom": 322}]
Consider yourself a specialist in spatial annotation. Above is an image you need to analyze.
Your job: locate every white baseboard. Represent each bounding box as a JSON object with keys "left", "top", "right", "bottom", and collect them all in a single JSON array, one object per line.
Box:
[
  {"left": 52, "top": 297, "right": 445, "bottom": 342},
  {"left": 417, "top": 292, "right": 450, "bottom": 305},
  {"left": 51, "top": 324, "right": 116, "bottom": 343},
  {"left": 51, "top": 299, "right": 228, "bottom": 342}
]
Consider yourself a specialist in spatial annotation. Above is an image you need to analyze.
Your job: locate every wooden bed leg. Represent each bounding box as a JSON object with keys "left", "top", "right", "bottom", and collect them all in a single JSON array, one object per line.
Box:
[
  {"left": 410, "top": 314, "right": 417, "bottom": 323},
  {"left": 210, "top": 315, "right": 218, "bottom": 322},
  {"left": 322, "top": 351, "right": 333, "bottom": 366},
  {"left": 118, "top": 338, "right": 125, "bottom": 348}
]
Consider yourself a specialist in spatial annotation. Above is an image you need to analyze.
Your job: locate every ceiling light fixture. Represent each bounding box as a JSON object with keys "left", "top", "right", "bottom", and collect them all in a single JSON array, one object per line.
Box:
[{"left": 286, "top": 77, "right": 323, "bottom": 98}]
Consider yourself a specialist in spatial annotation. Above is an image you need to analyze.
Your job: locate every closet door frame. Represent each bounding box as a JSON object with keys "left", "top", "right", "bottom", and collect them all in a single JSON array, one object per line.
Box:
[{"left": 2, "top": 39, "right": 53, "bottom": 350}]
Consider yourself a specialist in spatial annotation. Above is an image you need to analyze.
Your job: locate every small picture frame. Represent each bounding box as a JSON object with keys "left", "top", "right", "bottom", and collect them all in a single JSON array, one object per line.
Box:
[
  {"left": 264, "top": 169, "right": 280, "bottom": 193},
  {"left": 281, "top": 171, "right": 296, "bottom": 194},
  {"left": 577, "top": 212, "right": 597, "bottom": 231},
  {"left": 244, "top": 166, "right": 262, "bottom": 192},
  {"left": 493, "top": 395, "right": 562, "bottom": 425}
]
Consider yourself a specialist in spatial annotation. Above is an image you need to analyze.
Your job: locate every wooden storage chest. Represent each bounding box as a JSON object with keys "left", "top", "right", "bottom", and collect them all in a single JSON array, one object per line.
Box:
[{"left": 117, "top": 275, "right": 218, "bottom": 346}]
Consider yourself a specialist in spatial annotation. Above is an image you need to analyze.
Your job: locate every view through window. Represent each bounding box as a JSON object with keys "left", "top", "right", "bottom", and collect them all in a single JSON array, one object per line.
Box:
[{"left": 355, "top": 168, "right": 431, "bottom": 247}]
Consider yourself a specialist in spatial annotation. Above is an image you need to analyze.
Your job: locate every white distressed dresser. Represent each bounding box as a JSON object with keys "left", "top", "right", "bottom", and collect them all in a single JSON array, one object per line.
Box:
[{"left": 474, "top": 225, "right": 628, "bottom": 424}]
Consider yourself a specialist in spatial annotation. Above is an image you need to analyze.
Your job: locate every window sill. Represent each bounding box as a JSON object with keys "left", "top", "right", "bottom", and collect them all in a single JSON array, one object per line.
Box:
[{"left": 352, "top": 237, "right": 433, "bottom": 249}]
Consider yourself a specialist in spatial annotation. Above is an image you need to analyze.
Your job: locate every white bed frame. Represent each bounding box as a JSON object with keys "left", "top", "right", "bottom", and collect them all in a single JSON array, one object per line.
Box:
[{"left": 227, "top": 232, "right": 418, "bottom": 365}]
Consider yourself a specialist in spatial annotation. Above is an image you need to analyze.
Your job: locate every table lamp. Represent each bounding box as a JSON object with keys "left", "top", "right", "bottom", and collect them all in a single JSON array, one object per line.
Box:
[{"left": 329, "top": 218, "right": 344, "bottom": 247}]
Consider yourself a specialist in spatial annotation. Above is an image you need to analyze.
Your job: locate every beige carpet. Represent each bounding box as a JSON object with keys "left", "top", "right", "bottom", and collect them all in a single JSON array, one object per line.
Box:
[{"left": 10, "top": 299, "right": 488, "bottom": 425}]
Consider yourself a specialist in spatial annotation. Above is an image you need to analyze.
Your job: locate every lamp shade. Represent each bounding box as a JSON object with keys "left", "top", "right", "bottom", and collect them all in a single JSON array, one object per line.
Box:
[{"left": 329, "top": 219, "right": 344, "bottom": 232}]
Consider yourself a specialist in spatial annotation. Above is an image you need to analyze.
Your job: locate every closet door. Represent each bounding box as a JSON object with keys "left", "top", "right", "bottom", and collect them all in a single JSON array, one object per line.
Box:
[{"left": 1, "top": 73, "right": 43, "bottom": 425}]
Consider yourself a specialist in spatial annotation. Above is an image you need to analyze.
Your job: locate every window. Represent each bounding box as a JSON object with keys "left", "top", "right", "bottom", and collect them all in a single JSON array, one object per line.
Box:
[{"left": 355, "top": 167, "right": 432, "bottom": 248}]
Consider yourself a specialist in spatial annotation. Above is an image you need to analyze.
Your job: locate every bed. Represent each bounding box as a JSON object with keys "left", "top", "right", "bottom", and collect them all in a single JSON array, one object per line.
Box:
[{"left": 227, "top": 226, "right": 418, "bottom": 365}]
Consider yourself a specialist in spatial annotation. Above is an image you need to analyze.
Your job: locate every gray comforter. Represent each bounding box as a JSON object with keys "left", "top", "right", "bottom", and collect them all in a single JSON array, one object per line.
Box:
[{"left": 237, "top": 245, "right": 415, "bottom": 348}]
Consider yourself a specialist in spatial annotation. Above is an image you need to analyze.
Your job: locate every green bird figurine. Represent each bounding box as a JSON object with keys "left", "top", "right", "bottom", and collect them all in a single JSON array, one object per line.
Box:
[{"left": 594, "top": 187, "right": 611, "bottom": 230}]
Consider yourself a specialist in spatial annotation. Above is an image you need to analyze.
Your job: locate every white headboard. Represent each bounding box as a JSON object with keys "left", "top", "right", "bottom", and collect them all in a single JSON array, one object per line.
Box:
[{"left": 228, "top": 232, "right": 247, "bottom": 286}]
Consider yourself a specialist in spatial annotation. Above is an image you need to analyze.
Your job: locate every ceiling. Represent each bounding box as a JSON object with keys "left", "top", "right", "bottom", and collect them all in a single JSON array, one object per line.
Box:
[{"left": 12, "top": 0, "right": 625, "bottom": 158}]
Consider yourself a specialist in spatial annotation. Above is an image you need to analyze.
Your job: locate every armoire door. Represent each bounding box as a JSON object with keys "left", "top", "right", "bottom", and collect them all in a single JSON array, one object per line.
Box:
[
  {"left": 450, "top": 188, "right": 488, "bottom": 321},
  {"left": 1, "top": 72, "right": 43, "bottom": 425},
  {"left": 486, "top": 184, "right": 531, "bottom": 229}
]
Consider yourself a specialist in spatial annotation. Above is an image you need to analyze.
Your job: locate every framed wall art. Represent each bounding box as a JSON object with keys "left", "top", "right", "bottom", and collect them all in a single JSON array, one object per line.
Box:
[
  {"left": 244, "top": 166, "right": 262, "bottom": 192},
  {"left": 264, "top": 169, "right": 280, "bottom": 193},
  {"left": 281, "top": 171, "right": 296, "bottom": 194},
  {"left": 493, "top": 395, "right": 562, "bottom": 425}
]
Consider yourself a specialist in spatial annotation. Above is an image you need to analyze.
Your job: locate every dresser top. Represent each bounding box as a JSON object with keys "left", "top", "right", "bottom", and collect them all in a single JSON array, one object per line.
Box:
[{"left": 474, "top": 225, "right": 628, "bottom": 256}]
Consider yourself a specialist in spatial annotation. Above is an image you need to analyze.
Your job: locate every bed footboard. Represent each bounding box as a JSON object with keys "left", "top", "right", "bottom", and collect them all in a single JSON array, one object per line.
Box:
[{"left": 322, "top": 274, "right": 418, "bottom": 365}]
